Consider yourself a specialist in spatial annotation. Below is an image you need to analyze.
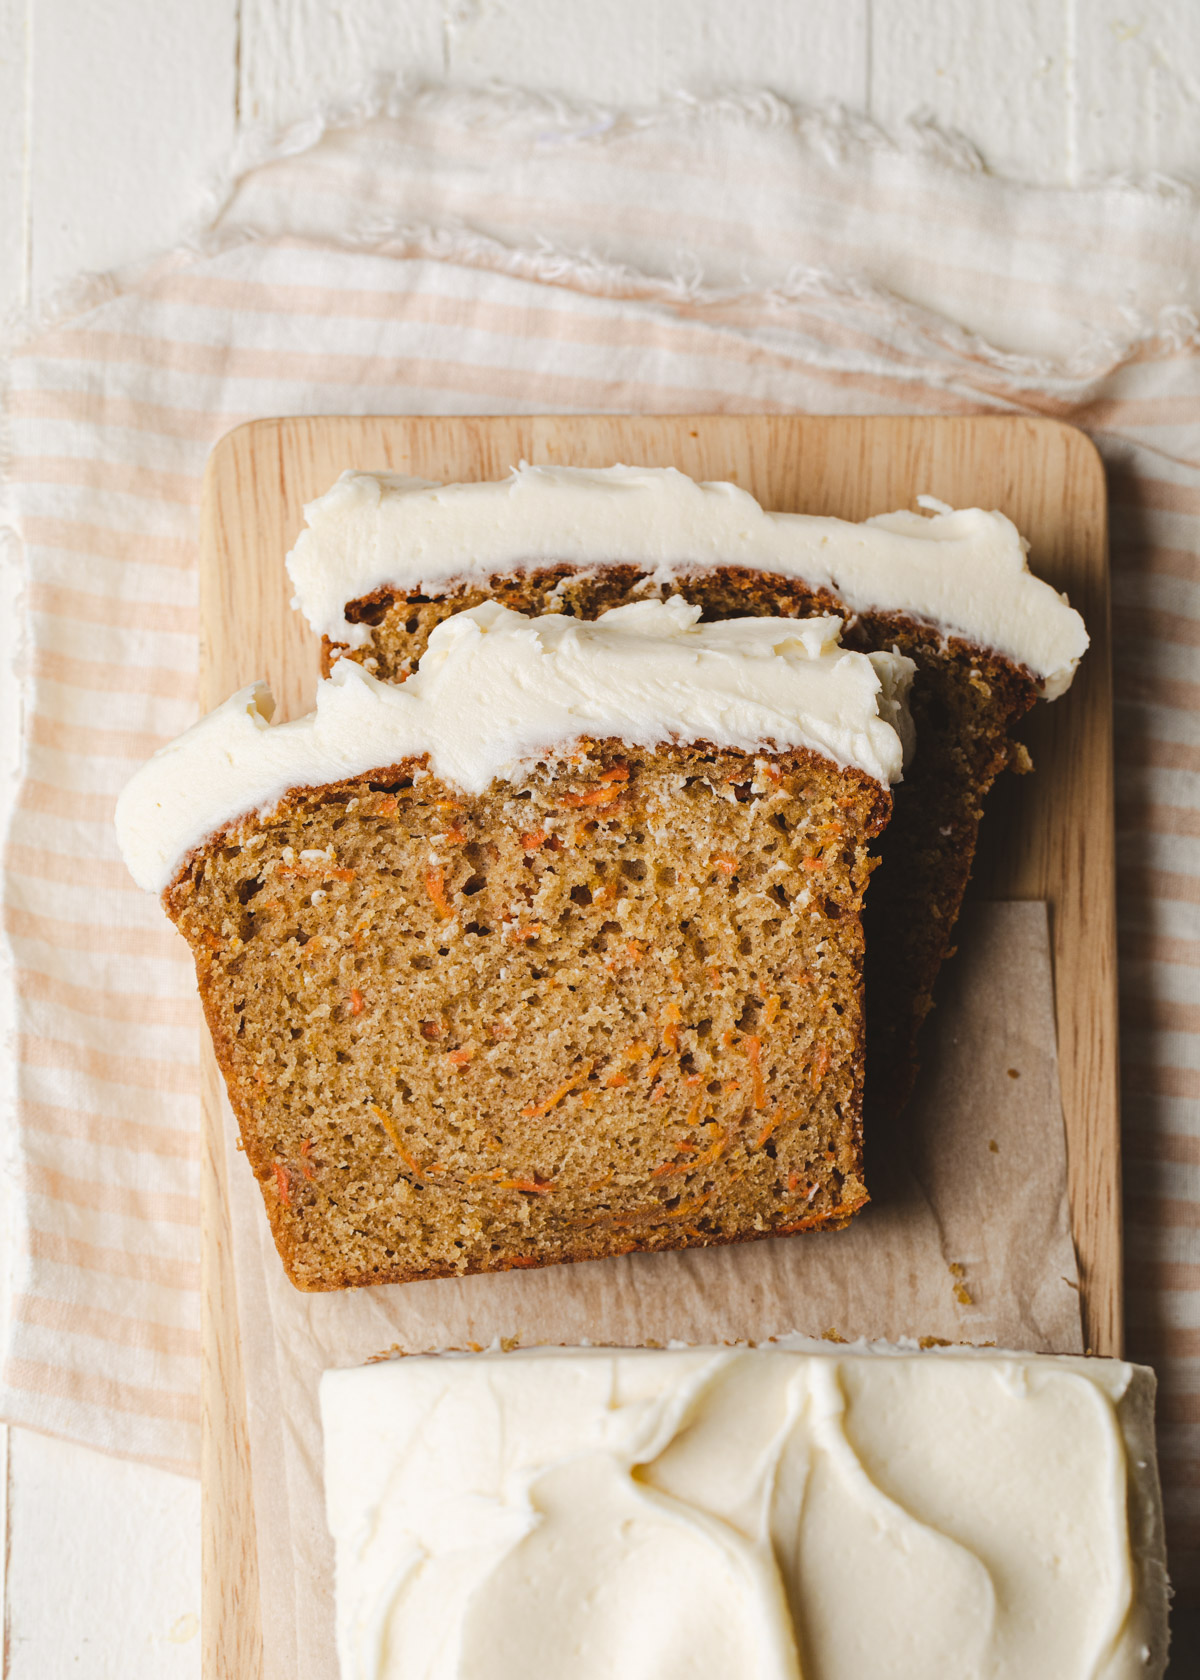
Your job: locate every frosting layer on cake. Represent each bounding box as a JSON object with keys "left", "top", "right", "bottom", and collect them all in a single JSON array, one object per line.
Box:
[
  {"left": 116, "top": 598, "right": 913, "bottom": 894},
  {"left": 287, "top": 463, "right": 1088, "bottom": 697},
  {"left": 321, "top": 1343, "right": 1168, "bottom": 1680}
]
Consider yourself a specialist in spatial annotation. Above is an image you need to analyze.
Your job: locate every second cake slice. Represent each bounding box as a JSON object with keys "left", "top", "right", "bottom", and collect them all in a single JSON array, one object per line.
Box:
[{"left": 117, "top": 600, "right": 911, "bottom": 1288}]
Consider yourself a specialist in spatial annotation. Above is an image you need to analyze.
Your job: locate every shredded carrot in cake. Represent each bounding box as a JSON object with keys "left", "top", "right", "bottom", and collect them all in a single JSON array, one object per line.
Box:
[
  {"left": 600, "top": 762, "right": 629, "bottom": 782},
  {"left": 446, "top": 1047, "right": 474, "bottom": 1067},
  {"left": 624, "top": 939, "right": 644, "bottom": 963},
  {"left": 469, "top": 1167, "right": 556, "bottom": 1194},
  {"left": 375, "top": 794, "right": 398, "bottom": 816},
  {"left": 714, "top": 854, "right": 737, "bottom": 875},
  {"left": 299, "top": 1139, "right": 317, "bottom": 1181},
  {"left": 521, "top": 1060, "right": 594, "bottom": 1119},
  {"left": 810, "top": 1044, "right": 831, "bottom": 1089},
  {"left": 787, "top": 1171, "right": 802, "bottom": 1192},
  {"left": 442, "top": 825, "right": 467, "bottom": 845},
  {"left": 707, "top": 965, "right": 723, "bottom": 990},
  {"left": 521, "top": 830, "right": 548, "bottom": 851},
  {"left": 370, "top": 1104, "right": 430, "bottom": 1181},
  {"left": 645, "top": 1053, "right": 668, "bottom": 1085},
  {"left": 660, "top": 1001, "right": 681, "bottom": 1052},
  {"left": 425, "top": 866, "right": 453, "bottom": 917},
  {"left": 561, "top": 784, "right": 623, "bottom": 809},
  {"left": 649, "top": 1081, "right": 668, "bottom": 1102},
  {"left": 802, "top": 855, "right": 826, "bottom": 873},
  {"left": 743, "top": 1036, "right": 766, "bottom": 1109},
  {"left": 624, "top": 1042, "right": 652, "bottom": 1062},
  {"left": 349, "top": 988, "right": 364, "bottom": 1016},
  {"left": 763, "top": 993, "right": 781, "bottom": 1027},
  {"left": 604, "top": 1070, "right": 629, "bottom": 1088},
  {"left": 507, "top": 921, "right": 543, "bottom": 944},
  {"left": 273, "top": 1162, "right": 291, "bottom": 1205},
  {"left": 754, "top": 1108, "right": 789, "bottom": 1150}
]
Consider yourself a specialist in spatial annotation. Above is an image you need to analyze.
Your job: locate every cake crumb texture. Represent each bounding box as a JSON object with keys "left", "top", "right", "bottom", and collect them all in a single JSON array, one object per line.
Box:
[
  {"left": 167, "top": 741, "right": 888, "bottom": 1288},
  {"left": 331, "top": 565, "right": 1038, "bottom": 1105}
]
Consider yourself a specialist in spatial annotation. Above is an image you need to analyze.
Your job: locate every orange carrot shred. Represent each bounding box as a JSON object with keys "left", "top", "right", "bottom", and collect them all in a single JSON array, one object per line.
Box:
[
  {"left": 370, "top": 1103, "right": 428, "bottom": 1181},
  {"left": 744, "top": 1035, "right": 766, "bottom": 1109},
  {"left": 443, "top": 825, "right": 467, "bottom": 845},
  {"left": 299, "top": 1138, "right": 317, "bottom": 1182},
  {"left": 763, "top": 993, "right": 781, "bottom": 1028},
  {"left": 446, "top": 1047, "right": 474, "bottom": 1067},
  {"left": 714, "top": 854, "right": 737, "bottom": 875},
  {"left": 754, "top": 1108, "right": 789, "bottom": 1150},
  {"left": 273, "top": 1162, "right": 291, "bottom": 1206},
  {"left": 787, "top": 1171, "right": 802, "bottom": 1192},
  {"left": 425, "top": 866, "right": 453, "bottom": 917},
  {"left": 521, "top": 830, "right": 548, "bottom": 851},
  {"left": 350, "top": 988, "right": 364, "bottom": 1016},
  {"left": 521, "top": 1060, "right": 594, "bottom": 1119},
  {"left": 810, "top": 1044, "right": 831, "bottom": 1090},
  {"left": 561, "top": 784, "right": 623, "bottom": 808},
  {"left": 802, "top": 855, "right": 826, "bottom": 873},
  {"left": 605, "top": 1071, "right": 628, "bottom": 1088}
]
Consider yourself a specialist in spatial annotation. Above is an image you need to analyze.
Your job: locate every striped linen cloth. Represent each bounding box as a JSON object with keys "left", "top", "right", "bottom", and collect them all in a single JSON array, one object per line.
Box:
[{"left": 2, "top": 87, "right": 1198, "bottom": 1587}]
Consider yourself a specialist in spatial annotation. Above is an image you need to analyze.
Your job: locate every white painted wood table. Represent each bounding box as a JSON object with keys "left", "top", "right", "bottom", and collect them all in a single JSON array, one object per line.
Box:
[{"left": 2, "top": 2, "right": 1198, "bottom": 1673}]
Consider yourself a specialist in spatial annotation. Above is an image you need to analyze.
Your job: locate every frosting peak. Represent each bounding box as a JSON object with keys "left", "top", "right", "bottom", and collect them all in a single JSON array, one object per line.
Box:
[{"left": 287, "top": 464, "right": 1088, "bottom": 698}]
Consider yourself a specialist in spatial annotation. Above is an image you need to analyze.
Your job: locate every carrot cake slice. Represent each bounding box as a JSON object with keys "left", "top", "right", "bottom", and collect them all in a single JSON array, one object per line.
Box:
[
  {"left": 321, "top": 1341, "right": 1169, "bottom": 1680},
  {"left": 287, "top": 464, "right": 1088, "bottom": 1107},
  {"left": 116, "top": 600, "right": 912, "bottom": 1289}
]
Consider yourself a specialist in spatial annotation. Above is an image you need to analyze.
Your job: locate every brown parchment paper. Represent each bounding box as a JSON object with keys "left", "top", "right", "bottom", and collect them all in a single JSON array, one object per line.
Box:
[{"left": 221, "top": 900, "right": 1084, "bottom": 1680}]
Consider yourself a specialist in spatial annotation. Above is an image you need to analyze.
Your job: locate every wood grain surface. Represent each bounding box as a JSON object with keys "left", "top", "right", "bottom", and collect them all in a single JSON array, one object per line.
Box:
[{"left": 198, "top": 413, "right": 1116, "bottom": 1679}]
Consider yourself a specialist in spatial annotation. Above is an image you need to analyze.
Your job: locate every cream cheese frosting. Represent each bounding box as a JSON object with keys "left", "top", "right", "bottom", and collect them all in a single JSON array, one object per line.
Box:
[
  {"left": 286, "top": 464, "right": 1089, "bottom": 698},
  {"left": 115, "top": 597, "right": 913, "bottom": 895},
  {"left": 320, "top": 1342, "right": 1169, "bottom": 1680}
]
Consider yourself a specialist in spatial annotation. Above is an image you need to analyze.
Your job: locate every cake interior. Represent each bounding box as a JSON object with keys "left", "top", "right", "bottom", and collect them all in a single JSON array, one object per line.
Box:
[
  {"left": 329, "top": 564, "right": 1039, "bottom": 1109},
  {"left": 167, "top": 741, "right": 888, "bottom": 1288}
]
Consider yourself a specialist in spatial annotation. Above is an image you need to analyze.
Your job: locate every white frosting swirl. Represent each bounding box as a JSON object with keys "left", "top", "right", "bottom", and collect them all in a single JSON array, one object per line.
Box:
[
  {"left": 320, "top": 1343, "right": 1168, "bottom": 1680},
  {"left": 287, "top": 464, "right": 1088, "bottom": 698},
  {"left": 115, "top": 598, "right": 912, "bottom": 894}
]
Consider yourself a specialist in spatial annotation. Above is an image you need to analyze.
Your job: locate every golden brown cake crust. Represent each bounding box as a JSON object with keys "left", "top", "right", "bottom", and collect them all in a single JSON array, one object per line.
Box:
[
  {"left": 327, "top": 564, "right": 1039, "bottom": 1108},
  {"left": 166, "top": 740, "right": 887, "bottom": 1289}
]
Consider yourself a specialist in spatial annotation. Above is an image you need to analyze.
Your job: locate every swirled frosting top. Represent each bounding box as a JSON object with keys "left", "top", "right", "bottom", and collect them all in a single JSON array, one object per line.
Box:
[
  {"left": 115, "top": 598, "right": 913, "bottom": 894},
  {"left": 286, "top": 464, "right": 1088, "bottom": 698},
  {"left": 320, "top": 1342, "right": 1167, "bottom": 1680}
]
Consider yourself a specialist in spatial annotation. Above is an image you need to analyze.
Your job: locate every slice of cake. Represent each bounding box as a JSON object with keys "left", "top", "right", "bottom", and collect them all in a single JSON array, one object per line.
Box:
[
  {"left": 288, "top": 464, "right": 1089, "bottom": 1106},
  {"left": 116, "top": 600, "right": 912, "bottom": 1289},
  {"left": 320, "top": 1342, "right": 1169, "bottom": 1680}
]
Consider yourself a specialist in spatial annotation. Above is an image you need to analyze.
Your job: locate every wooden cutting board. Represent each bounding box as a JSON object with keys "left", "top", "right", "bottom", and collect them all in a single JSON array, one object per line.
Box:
[{"left": 198, "top": 413, "right": 1117, "bottom": 1678}]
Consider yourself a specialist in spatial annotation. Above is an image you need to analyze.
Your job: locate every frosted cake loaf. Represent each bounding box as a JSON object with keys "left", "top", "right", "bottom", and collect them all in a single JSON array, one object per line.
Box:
[
  {"left": 116, "top": 601, "right": 911, "bottom": 1288},
  {"left": 288, "top": 464, "right": 1089, "bottom": 1105}
]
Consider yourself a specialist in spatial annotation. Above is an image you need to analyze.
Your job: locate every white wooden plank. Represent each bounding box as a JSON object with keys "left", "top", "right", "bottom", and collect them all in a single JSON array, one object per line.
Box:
[
  {"left": 4, "top": 1430, "right": 199, "bottom": 1679},
  {"left": 866, "top": 0, "right": 1071, "bottom": 184},
  {"left": 238, "top": 0, "right": 445, "bottom": 130},
  {"left": 28, "top": 0, "right": 237, "bottom": 297},
  {"left": 0, "top": 0, "right": 29, "bottom": 315},
  {"left": 1069, "top": 0, "right": 1200, "bottom": 183},
  {"left": 445, "top": 0, "right": 868, "bottom": 109}
]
